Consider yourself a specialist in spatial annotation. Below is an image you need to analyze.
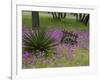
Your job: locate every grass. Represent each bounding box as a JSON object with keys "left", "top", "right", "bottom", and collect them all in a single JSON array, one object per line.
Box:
[
  {"left": 23, "top": 48, "right": 89, "bottom": 68},
  {"left": 22, "top": 12, "right": 32, "bottom": 28},
  {"left": 22, "top": 12, "right": 89, "bottom": 31}
]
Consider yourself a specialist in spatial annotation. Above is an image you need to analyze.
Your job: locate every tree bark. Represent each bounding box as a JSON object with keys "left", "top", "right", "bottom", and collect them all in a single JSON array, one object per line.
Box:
[
  {"left": 83, "top": 14, "right": 89, "bottom": 25},
  {"left": 81, "top": 14, "right": 86, "bottom": 22},
  {"left": 32, "top": 11, "right": 40, "bottom": 30},
  {"left": 79, "top": 13, "right": 82, "bottom": 22}
]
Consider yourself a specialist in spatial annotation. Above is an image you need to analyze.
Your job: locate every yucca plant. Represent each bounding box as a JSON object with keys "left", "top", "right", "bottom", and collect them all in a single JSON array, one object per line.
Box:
[{"left": 23, "top": 29, "right": 56, "bottom": 58}]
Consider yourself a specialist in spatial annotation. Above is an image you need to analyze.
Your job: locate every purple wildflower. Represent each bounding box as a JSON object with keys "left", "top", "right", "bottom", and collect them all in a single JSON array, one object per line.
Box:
[
  {"left": 48, "top": 29, "right": 63, "bottom": 42},
  {"left": 23, "top": 51, "right": 30, "bottom": 59},
  {"left": 23, "top": 51, "right": 35, "bottom": 64}
]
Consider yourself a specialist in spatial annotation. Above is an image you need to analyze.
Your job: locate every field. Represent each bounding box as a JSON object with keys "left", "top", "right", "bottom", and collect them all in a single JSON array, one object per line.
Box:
[{"left": 22, "top": 11, "right": 89, "bottom": 69}]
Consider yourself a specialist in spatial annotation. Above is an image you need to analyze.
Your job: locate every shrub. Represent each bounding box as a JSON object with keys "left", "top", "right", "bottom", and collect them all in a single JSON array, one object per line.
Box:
[{"left": 23, "top": 29, "right": 56, "bottom": 58}]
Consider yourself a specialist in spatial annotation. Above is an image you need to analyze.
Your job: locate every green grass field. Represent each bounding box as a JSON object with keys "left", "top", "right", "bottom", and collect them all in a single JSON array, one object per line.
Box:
[{"left": 22, "top": 12, "right": 89, "bottom": 31}]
